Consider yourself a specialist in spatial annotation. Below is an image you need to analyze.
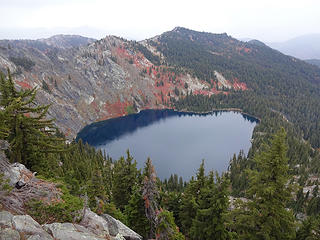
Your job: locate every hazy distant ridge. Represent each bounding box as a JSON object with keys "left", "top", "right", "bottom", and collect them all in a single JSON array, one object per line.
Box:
[{"left": 267, "top": 34, "right": 320, "bottom": 60}]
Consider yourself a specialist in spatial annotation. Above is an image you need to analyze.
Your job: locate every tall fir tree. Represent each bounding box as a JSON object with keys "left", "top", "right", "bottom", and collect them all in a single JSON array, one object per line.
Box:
[
  {"left": 233, "top": 128, "right": 296, "bottom": 239},
  {"left": 124, "top": 184, "right": 150, "bottom": 239},
  {"left": 179, "top": 160, "right": 206, "bottom": 237},
  {"left": 191, "top": 171, "right": 234, "bottom": 240},
  {"left": 112, "top": 150, "right": 140, "bottom": 210}
]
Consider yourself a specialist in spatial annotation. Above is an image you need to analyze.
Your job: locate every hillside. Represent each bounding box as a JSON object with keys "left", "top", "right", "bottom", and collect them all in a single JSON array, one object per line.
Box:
[
  {"left": 144, "top": 27, "right": 320, "bottom": 147},
  {"left": 0, "top": 33, "right": 234, "bottom": 138},
  {"left": 267, "top": 33, "right": 320, "bottom": 60}
]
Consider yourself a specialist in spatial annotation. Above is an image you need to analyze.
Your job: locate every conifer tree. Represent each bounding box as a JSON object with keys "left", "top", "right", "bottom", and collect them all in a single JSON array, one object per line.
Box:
[
  {"left": 156, "top": 209, "right": 185, "bottom": 240},
  {"left": 124, "top": 184, "right": 150, "bottom": 238},
  {"left": 112, "top": 150, "right": 140, "bottom": 210},
  {"left": 179, "top": 160, "right": 205, "bottom": 237},
  {"left": 233, "top": 129, "right": 296, "bottom": 239},
  {"left": 191, "top": 171, "right": 233, "bottom": 240},
  {"left": 0, "top": 70, "right": 63, "bottom": 170}
]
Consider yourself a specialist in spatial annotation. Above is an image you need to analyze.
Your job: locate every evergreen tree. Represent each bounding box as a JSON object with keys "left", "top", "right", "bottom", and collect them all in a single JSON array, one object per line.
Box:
[
  {"left": 112, "top": 150, "right": 140, "bottom": 210},
  {"left": 156, "top": 209, "right": 185, "bottom": 240},
  {"left": 179, "top": 160, "right": 205, "bottom": 237},
  {"left": 233, "top": 129, "right": 296, "bottom": 239},
  {"left": 124, "top": 184, "right": 150, "bottom": 238},
  {"left": 0, "top": 70, "right": 63, "bottom": 171},
  {"left": 191, "top": 171, "right": 234, "bottom": 240}
]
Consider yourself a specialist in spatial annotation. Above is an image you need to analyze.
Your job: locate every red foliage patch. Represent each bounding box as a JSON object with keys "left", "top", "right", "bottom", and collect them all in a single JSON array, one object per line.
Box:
[
  {"left": 233, "top": 77, "right": 248, "bottom": 90},
  {"left": 16, "top": 80, "right": 32, "bottom": 89}
]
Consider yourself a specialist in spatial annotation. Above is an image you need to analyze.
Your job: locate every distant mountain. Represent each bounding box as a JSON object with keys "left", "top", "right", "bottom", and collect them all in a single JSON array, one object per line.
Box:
[
  {"left": 39, "top": 34, "right": 96, "bottom": 49},
  {"left": 0, "top": 28, "right": 320, "bottom": 147},
  {"left": 305, "top": 59, "right": 320, "bottom": 68},
  {"left": 267, "top": 34, "right": 320, "bottom": 59}
]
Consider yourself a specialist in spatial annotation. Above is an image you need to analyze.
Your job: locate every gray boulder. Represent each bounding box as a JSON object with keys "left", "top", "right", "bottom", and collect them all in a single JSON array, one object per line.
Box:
[
  {"left": 0, "top": 211, "right": 13, "bottom": 228},
  {"left": 79, "top": 208, "right": 109, "bottom": 237},
  {"left": 12, "top": 215, "right": 52, "bottom": 239},
  {"left": 0, "top": 228, "right": 20, "bottom": 240},
  {"left": 43, "top": 222, "right": 105, "bottom": 240},
  {"left": 27, "top": 234, "right": 53, "bottom": 240},
  {"left": 102, "top": 214, "right": 142, "bottom": 240},
  {"left": 3, "top": 162, "right": 32, "bottom": 187}
]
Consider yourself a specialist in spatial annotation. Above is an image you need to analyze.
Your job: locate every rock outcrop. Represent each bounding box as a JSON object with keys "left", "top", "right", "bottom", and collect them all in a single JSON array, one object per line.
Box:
[
  {"left": 0, "top": 141, "right": 61, "bottom": 214},
  {"left": 0, "top": 210, "right": 142, "bottom": 240},
  {"left": 0, "top": 141, "right": 142, "bottom": 240}
]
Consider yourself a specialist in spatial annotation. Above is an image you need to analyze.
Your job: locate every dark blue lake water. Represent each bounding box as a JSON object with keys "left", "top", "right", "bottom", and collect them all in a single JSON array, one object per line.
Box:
[{"left": 77, "top": 109, "right": 257, "bottom": 180}]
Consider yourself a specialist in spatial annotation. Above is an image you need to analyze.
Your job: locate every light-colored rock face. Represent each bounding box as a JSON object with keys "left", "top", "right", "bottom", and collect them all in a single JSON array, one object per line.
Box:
[
  {"left": 0, "top": 211, "right": 13, "bottom": 228},
  {"left": 79, "top": 208, "right": 110, "bottom": 237},
  {"left": 12, "top": 215, "right": 52, "bottom": 239},
  {"left": 3, "top": 162, "right": 32, "bottom": 186},
  {"left": 43, "top": 222, "right": 105, "bottom": 240},
  {"left": 0, "top": 228, "right": 20, "bottom": 240},
  {"left": 102, "top": 214, "right": 142, "bottom": 240},
  {"left": 0, "top": 209, "right": 142, "bottom": 240}
]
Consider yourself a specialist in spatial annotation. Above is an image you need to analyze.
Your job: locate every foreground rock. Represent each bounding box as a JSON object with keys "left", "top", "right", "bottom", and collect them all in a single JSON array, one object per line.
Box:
[
  {"left": 0, "top": 210, "right": 142, "bottom": 240},
  {"left": 102, "top": 214, "right": 142, "bottom": 240}
]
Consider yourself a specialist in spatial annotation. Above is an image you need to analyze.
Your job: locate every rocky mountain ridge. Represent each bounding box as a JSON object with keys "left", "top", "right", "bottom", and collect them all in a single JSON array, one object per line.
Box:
[{"left": 0, "top": 31, "right": 244, "bottom": 138}]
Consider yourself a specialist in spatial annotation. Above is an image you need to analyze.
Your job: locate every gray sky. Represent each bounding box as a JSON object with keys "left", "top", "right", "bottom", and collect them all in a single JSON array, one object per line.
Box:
[{"left": 1, "top": 0, "right": 319, "bottom": 42}]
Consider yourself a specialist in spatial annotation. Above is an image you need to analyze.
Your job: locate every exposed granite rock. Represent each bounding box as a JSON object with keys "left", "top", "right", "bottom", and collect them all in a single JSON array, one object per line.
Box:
[
  {"left": 102, "top": 214, "right": 142, "bottom": 240},
  {"left": 0, "top": 147, "right": 62, "bottom": 214},
  {"left": 26, "top": 234, "right": 53, "bottom": 240},
  {"left": 3, "top": 163, "right": 32, "bottom": 187},
  {"left": 0, "top": 211, "right": 13, "bottom": 228},
  {"left": 79, "top": 208, "right": 109, "bottom": 237},
  {"left": 43, "top": 222, "right": 104, "bottom": 240},
  {"left": 0, "top": 228, "right": 20, "bottom": 240},
  {"left": 12, "top": 215, "right": 52, "bottom": 239}
]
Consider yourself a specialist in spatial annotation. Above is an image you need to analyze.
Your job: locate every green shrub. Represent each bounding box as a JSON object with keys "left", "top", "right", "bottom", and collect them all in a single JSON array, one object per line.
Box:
[{"left": 26, "top": 183, "right": 83, "bottom": 224}]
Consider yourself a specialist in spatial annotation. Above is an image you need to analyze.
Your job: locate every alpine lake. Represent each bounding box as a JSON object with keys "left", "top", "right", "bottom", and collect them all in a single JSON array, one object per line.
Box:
[{"left": 77, "top": 109, "right": 258, "bottom": 180}]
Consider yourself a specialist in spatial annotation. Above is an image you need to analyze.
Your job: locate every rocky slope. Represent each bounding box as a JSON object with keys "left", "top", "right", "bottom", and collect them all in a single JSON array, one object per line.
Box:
[
  {"left": 0, "top": 140, "right": 141, "bottom": 240},
  {"left": 0, "top": 32, "right": 246, "bottom": 138}
]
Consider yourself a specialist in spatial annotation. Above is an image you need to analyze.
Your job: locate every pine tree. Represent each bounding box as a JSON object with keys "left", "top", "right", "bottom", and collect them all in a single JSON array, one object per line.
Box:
[
  {"left": 179, "top": 160, "right": 206, "bottom": 237},
  {"left": 112, "top": 150, "right": 140, "bottom": 210},
  {"left": 156, "top": 209, "right": 185, "bottom": 240},
  {"left": 0, "top": 70, "right": 64, "bottom": 170},
  {"left": 191, "top": 171, "right": 233, "bottom": 240},
  {"left": 233, "top": 129, "right": 296, "bottom": 239},
  {"left": 124, "top": 184, "right": 150, "bottom": 238}
]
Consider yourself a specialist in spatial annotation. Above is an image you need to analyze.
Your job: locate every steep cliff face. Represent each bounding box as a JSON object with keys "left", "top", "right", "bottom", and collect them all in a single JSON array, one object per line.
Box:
[{"left": 0, "top": 33, "right": 239, "bottom": 138}]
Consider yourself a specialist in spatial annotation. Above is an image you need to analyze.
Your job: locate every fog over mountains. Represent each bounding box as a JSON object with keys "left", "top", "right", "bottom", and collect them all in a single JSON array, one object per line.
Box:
[{"left": 266, "top": 33, "right": 320, "bottom": 60}]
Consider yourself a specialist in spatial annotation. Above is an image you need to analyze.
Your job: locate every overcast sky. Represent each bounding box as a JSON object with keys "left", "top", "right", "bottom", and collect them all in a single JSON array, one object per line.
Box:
[{"left": 0, "top": 0, "right": 319, "bottom": 42}]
